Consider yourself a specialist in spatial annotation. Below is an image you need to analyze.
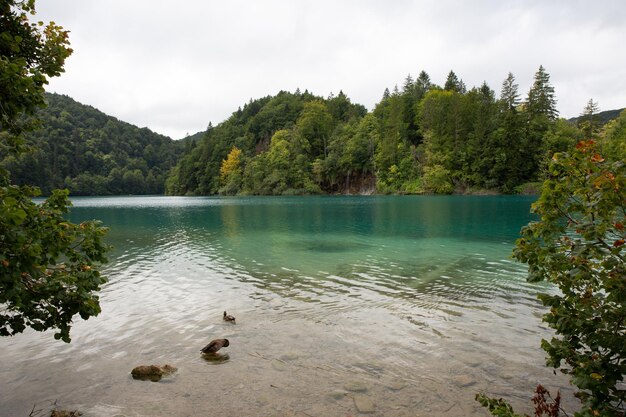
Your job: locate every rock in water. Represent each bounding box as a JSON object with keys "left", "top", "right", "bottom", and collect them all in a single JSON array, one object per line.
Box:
[
  {"left": 343, "top": 381, "right": 368, "bottom": 392},
  {"left": 131, "top": 364, "right": 177, "bottom": 382},
  {"left": 353, "top": 394, "right": 375, "bottom": 413}
]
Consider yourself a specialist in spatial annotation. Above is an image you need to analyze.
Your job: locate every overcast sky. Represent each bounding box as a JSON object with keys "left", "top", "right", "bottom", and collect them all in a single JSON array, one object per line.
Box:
[{"left": 37, "top": 0, "right": 626, "bottom": 140}]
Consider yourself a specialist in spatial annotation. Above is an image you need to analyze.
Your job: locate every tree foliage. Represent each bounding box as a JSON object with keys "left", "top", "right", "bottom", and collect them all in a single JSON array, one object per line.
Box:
[
  {"left": 1, "top": 0, "right": 109, "bottom": 342},
  {"left": 600, "top": 109, "right": 626, "bottom": 163},
  {"left": 0, "top": 0, "right": 72, "bottom": 152},
  {"left": 164, "top": 66, "right": 586, "bottom": 196},
  {"left": 513, "top": 140, "right": 625, "bottom": 416},
  {"left": 481, "top": 140, "right": 625, "bottom": 416},
  {"left": 579, "top": 98, "right": 601, "bottom": 139},
  {"left": 0, "top": 186, "right": 108, "bottom": 342}
]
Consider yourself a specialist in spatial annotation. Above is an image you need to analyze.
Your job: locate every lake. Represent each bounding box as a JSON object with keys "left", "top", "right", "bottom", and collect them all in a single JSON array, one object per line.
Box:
[{"left": 0, "top": 195, "right": 575, "bottom": 416}]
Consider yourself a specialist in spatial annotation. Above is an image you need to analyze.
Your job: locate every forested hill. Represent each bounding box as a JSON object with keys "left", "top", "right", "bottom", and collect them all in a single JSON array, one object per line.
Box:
[
  {"left": 5, "top": 70, "right": 624, "bottom": 197},
  {"left": 166, "top": 67, "right": 624, "bottom": 196},
  {"left": 165, "top": 90, "right": 368, "bottom": 195},
  {"left": 1, "top": 93, "right": 187, "bottom": 195},
  {"left": 568, "top": 107, "right": 625, "bottom": 126}
]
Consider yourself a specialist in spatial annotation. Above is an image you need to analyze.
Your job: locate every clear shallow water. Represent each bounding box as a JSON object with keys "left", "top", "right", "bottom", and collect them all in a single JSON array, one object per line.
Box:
[{"left": 0, "top": 196, "right": 575, "bottom": 416}]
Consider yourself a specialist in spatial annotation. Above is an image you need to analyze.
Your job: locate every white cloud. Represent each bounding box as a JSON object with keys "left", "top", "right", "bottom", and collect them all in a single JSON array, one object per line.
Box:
[{"left": 37, "top": 0, "right": 626, "bottom": 139}]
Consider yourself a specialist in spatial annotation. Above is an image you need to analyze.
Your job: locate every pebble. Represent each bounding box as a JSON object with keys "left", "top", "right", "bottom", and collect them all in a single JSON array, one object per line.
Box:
[
  {"left": 343, "top": 381, "right": 368, "bottom": 392},
  {"left": 271, "top": 359, "right": 287, "bottom": 371},
  {"left": 328, "top": 390, "right": 348, "bottom": 400},
  {"left": 453, "top": 374, "right": 476, "bottom": 387},
  {"left": 353, "top": 394, "right": 375, "bottom": 413}
]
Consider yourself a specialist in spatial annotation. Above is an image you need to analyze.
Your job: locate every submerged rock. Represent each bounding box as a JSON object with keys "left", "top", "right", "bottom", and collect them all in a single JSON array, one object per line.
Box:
[
  {"left": 271, "top": 359, "right": 287, "bottom": 371},
  {"left": 353, "top": 394, "right": 376, "bottom": 413},
  {"left": 131, "top": 364, "right": 177, "bottom": 382},
  {"left": 452, "top": 374, "right": 476, "bottom": 388},
  {"left": 343, "top": 381, "right": 368, "bottom": 392},
  {"left": 328, "top": 389, "right": 349, "bottom": 400}
]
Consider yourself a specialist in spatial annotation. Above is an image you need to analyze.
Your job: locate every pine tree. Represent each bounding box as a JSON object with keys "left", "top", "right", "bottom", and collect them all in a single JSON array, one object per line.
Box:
[
  {"left": 500, "top": 72, "right": 520, "bottom": 110},
  {"left": 490, "top": 73, "right": 525, "bottom": 190},
  {"left": 526, "top": 65, "right": 558, "bottom": 121},
  {"left": 524, "top": 66, "right": 559, "bottom": 181},
  {"left": 416, "top": 71, "right": 432, "bottom": 98},
  {"left": 579, "top": 98, "right": 600, "bottom": 138},
  {"left": 444, "top": 70, "right": 463, "bottom": 93},
  {"left": 443, "top": 70, "right": 461, "bottom": 93},
  {"left": 402, "top": 74, "right": 415, "bottom": 94}
]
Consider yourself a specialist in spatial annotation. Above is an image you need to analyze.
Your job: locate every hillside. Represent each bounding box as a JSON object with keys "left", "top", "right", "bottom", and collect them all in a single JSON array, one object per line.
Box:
[
  {"left": 1, "top": 93, "right": 186, "bottom": 195},
  {"left": 5, "top": 77, "right": 623, "bottom": 198},
  {"left": 568, "top": 108, "right": 625, "bottom": 125},
  {"left": 165, "top": 90, "right": 368, "bottom": 195},
  {"left": 166, "top": 68, "right": 597, "bottom": 196}
]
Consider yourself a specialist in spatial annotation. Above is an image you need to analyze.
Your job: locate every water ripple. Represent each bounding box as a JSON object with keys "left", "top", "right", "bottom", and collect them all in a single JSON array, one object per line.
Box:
[{"left": 0, "top": 196, "right": 578, "bottom": 417}]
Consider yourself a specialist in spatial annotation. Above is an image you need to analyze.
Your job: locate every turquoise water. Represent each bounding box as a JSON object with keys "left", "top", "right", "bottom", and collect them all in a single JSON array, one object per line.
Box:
[{"left": 0, "top": 196, "right": 574, "bottom": 416}]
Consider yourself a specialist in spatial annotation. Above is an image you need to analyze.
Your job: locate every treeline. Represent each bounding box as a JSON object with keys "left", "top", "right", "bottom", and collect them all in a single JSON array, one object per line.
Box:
[
  {"left": 3, "top": 73, "right": 624, "bottom": 197},
  {"left": 166, "top": 66, "right": 624, "bottom": 196},
  {"left": 1, "top": 93, "right": 186, "bottom": 195}
]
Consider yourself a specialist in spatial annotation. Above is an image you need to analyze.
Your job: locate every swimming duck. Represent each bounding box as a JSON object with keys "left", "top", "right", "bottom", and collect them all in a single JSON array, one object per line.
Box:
[
  {"left": 201, "top": 338, "right": 229, "bottom": 354},
  {"left": 223, "top": 311, "right": 236, "bottom": 323}
]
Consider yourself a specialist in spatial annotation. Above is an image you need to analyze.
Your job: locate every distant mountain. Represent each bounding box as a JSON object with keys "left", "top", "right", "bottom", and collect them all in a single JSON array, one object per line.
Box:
[
  {"left": 1, "top": 93, "right": 186, "bottom": 195},
  {"left": 569, "top": 108, "right": 625, "bottom": 125}
]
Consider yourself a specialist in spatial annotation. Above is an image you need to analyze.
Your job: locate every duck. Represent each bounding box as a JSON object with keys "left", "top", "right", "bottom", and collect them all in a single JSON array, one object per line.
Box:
[
  {"left": 201, "top": 338, "right": 229, "bottom": 354},
  {"left": 223, "top": 311, "right": 236, "bottom": 324}
]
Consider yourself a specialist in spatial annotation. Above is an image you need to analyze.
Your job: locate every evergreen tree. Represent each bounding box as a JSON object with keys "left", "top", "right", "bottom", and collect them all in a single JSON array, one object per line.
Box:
[
  {"left": 401, "top": 74, "right": 422, "bottom": 145},
  {"left": 500, "top": 72, "right": 520, "bottom": 110},
  {"left": 579, "top": 98, "right": 601, "bottom": 138},
  {"left": 526, "top": 65, "right": 558, "bottom": 121},
  {"left": 444, "top": 70, "right": 463, "bottom": 93},
  {"left": 524, "top": 66, "right": 559, "bottom": 181},
  {"left": 402, "top": 74, "right": 415, "bottom": 94},
  {"left": 375, "top": 92, "right": 407, "bottom": 183},
  {"left": 415, "top": 70, "right": 432, "bottom": 98},
  {"left": 464, "top": 83, "right": 498, "bottom": 187},
  {"left": 489, "top": 73, "right": 525, "bottom": 191}
]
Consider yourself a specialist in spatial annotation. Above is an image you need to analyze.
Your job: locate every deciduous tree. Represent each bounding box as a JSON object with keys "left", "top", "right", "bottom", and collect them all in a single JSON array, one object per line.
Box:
[
  {"left": 515, "top": 140, "right": 624, "bottom": 416},
  {"left": 1, "top": 0, "right": 109, "bottom": 342},
  {"left": 479, "top": 140, "right": 625, "bottom": 417}
]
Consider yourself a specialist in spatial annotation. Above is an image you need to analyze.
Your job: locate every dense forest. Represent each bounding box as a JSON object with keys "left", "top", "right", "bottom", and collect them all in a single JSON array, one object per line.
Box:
[
  {"left": 0, "top": 93, "right": 186, "bottom": 195},
  {"left": 166, "top": 66, "right": 625, "bottom": 196},
  {"left": 2, "top": 69, "right": 625, "bottom": 197}
]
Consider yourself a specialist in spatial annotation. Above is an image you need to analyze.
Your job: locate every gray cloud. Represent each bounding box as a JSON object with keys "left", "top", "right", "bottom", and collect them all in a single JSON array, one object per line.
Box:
[{"left": 37, "top": 0, "right": 626, "bottom": 139}]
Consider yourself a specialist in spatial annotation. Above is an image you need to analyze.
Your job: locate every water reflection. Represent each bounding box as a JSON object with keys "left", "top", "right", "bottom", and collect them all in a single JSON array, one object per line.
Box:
[{"left": 0, "top": 196, "right": 576, "bottom": 417}]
